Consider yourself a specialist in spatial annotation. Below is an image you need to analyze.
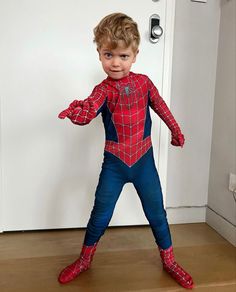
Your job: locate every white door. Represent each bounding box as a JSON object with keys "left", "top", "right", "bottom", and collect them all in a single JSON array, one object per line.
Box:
[{"left": 0, "top": 0, "right": 175, "bottom": 231}]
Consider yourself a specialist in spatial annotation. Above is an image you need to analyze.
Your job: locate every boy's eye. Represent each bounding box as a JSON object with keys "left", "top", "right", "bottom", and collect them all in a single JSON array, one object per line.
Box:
[
  {"left": 104, "top": 52, "right": 112, "bottom": 59},
  {"left": 120, "top": 54, "right": 129, "bottom": 60}
]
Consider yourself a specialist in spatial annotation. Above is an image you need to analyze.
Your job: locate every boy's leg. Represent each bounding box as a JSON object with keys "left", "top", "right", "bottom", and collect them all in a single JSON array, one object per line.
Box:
[
  {"left": 83, "top": 163, "right": 125, "bottom": 245},
  {"left": 58, "top": 156, "right": 125, "bottom": 284},
  {"left": 133, "top": 150, "right": 194, "bottom": 289},
  {"left": 133, "top": 150, "right": 172, "bottom": 249}
]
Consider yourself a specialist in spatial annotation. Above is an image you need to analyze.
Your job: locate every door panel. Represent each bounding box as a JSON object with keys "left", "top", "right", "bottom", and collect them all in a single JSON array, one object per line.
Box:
[{"left": 0, "top": 0, "right": 170, "bottom": 230}]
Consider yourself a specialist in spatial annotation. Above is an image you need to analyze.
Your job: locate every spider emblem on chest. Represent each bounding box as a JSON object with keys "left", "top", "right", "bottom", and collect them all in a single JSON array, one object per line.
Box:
[{"left": 117, "top": 83, "right": 136, "bottom": 110}]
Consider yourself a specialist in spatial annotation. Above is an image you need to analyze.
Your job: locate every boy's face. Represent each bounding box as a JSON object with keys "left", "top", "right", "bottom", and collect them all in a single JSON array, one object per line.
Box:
[{"left": 98, "top": 43, "right": 138, "bottom": 80}]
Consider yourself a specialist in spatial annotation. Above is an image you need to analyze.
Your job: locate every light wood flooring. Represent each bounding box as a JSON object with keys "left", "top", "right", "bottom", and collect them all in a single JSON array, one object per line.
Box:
[{"left": 0, "top": 223, "right": 235, "bottom": 291}]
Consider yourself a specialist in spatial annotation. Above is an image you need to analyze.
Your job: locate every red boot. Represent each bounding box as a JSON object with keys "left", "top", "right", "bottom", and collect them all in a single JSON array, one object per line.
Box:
[
  {"left": 159, "top": 246, "right": 194, "bottom": 289},
  {"left": 58, "top": 243, "right": 97, "bottom": 284}
]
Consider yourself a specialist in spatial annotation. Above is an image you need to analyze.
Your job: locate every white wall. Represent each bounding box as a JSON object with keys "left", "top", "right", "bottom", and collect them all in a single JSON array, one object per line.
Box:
[
  {"left": 166, "top": 0, "right": 221, "bottom": 223},
  {"left": 207, "top": 0, "right": 236, "bottom": 246}
]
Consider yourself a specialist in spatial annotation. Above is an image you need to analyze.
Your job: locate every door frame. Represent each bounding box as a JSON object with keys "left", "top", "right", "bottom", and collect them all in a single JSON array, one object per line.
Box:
[{"left": 158, "top": 0, "right": 176, "bottom": 205}]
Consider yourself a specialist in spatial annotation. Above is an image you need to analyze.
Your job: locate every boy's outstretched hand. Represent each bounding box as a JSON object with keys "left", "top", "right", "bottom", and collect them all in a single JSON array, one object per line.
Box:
[
  {"left": 171, "top": 132, "right": 185, "bottom": 148},
  {"left": 58, "top": 100, "right": 81, "bottom": 119},
  {"left": 58, "top": 108, "right": 72, "bottom": 119}
]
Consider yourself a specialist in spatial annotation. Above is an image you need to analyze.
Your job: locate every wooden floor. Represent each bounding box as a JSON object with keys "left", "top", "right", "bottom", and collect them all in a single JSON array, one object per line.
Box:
[{"left": 0, "top": 223, "right": 235, "bottom": 292}]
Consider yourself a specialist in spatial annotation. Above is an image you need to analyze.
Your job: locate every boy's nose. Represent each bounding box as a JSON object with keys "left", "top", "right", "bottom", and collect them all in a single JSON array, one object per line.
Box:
[{"left": 111, "top": 57, "right": 120, "bottom": 67}]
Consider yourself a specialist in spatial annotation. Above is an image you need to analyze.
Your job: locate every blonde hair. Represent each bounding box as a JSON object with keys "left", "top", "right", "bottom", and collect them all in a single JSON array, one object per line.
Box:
[{"left": 93, "top": 13, "right": 140, "bottom": 52}]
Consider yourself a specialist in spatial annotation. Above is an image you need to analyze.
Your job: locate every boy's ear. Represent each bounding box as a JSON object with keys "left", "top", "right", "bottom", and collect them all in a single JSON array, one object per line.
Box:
[{"left": 133, "top": 49, "right": 139, "bottom": 63}]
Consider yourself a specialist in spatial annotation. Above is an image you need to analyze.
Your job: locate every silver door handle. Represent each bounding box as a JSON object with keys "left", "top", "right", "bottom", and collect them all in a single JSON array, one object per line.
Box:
[{"left": 149, "top": 14, "right": 163, "bottom": 43}]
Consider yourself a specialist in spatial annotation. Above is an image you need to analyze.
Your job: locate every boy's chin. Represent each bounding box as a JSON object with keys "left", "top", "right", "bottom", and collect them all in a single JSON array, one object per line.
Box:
[{"left": 108, "top": 71, "right": 129, "bottom": 80}]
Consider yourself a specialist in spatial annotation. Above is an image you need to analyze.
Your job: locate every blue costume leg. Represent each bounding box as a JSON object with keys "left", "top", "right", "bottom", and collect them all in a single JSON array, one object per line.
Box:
[
  {"left": 84, "top": 152, "right": 126, "bottom": 245},
  {"left": 132, "top": 148, "right": 172, "bottom": 249}
]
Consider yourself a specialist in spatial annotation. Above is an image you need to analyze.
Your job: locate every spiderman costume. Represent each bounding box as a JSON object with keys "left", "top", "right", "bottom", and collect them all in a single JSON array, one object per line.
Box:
[
  {"left": 58, "top": 72, "right": 194, "bottom": 289},
  {"left": 59, "top": 71, "right": 184, "bottom": 247}
]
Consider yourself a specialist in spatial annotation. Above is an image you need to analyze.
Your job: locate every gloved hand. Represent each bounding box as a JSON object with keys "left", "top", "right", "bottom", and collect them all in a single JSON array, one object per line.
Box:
[
  {"left": 171, "top": 131, "right": 185, "bottom": 147},
  {"left": 58, "top": 108, "right": 72, "bottom": 119},
  {"left": 58, "top": 100, "right": 81, "bottom": 119}
]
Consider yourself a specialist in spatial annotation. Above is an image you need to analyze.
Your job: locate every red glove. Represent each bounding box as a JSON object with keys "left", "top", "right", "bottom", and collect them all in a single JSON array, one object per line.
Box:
[
  {"left": 58, "top": 100, "right": 81, "bottom": 119},
  {"left": 58, "top": 108, "right": 72, "bottom": 119},
  {"left": 171, "top": 132, "right": 185, "bottom": 147}
]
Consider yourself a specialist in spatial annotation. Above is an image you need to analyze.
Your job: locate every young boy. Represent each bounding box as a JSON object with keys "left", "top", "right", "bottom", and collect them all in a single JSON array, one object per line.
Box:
[{"left": 58, "top": 13, "right": 194, "bottom": 289}]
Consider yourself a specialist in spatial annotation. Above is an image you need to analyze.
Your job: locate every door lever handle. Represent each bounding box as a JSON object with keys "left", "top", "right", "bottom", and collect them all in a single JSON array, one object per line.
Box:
[{"left": 149, "top": 14, "right": 163, "bottom": 43}]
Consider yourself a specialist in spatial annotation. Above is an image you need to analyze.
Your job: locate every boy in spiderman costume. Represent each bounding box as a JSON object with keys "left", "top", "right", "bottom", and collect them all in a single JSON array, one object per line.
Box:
[{"left": 58, "top": 13, "right": 194, "bottom": 289}]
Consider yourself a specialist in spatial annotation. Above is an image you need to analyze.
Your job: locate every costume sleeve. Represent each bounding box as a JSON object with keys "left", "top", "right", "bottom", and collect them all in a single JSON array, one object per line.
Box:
[
  {"left": 147, "top": 77, "right": 181, "bottom": 135},
  {"left": 66, "top": 84, "right": 106, "bottom": 125}
]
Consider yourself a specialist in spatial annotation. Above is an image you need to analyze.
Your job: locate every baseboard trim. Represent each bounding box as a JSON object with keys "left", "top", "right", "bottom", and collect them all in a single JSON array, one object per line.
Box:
[
  {"left": 206, "top": 206, "right": 236, "bottom": 247},
  {"left": 166, "top": 205, "right": 206, "bottom": 224}
]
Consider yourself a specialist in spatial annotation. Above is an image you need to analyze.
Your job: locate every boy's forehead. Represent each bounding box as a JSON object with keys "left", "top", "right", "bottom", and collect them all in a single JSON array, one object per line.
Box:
[
  {"left": 102, "top": 40, "right": 126, "bottom": 49},
  {"left": 100, "top": 42, "right": 136, "bottom": 53},
  {"left": 101, "top": 45, "right": 131, "bottom": 52}
]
